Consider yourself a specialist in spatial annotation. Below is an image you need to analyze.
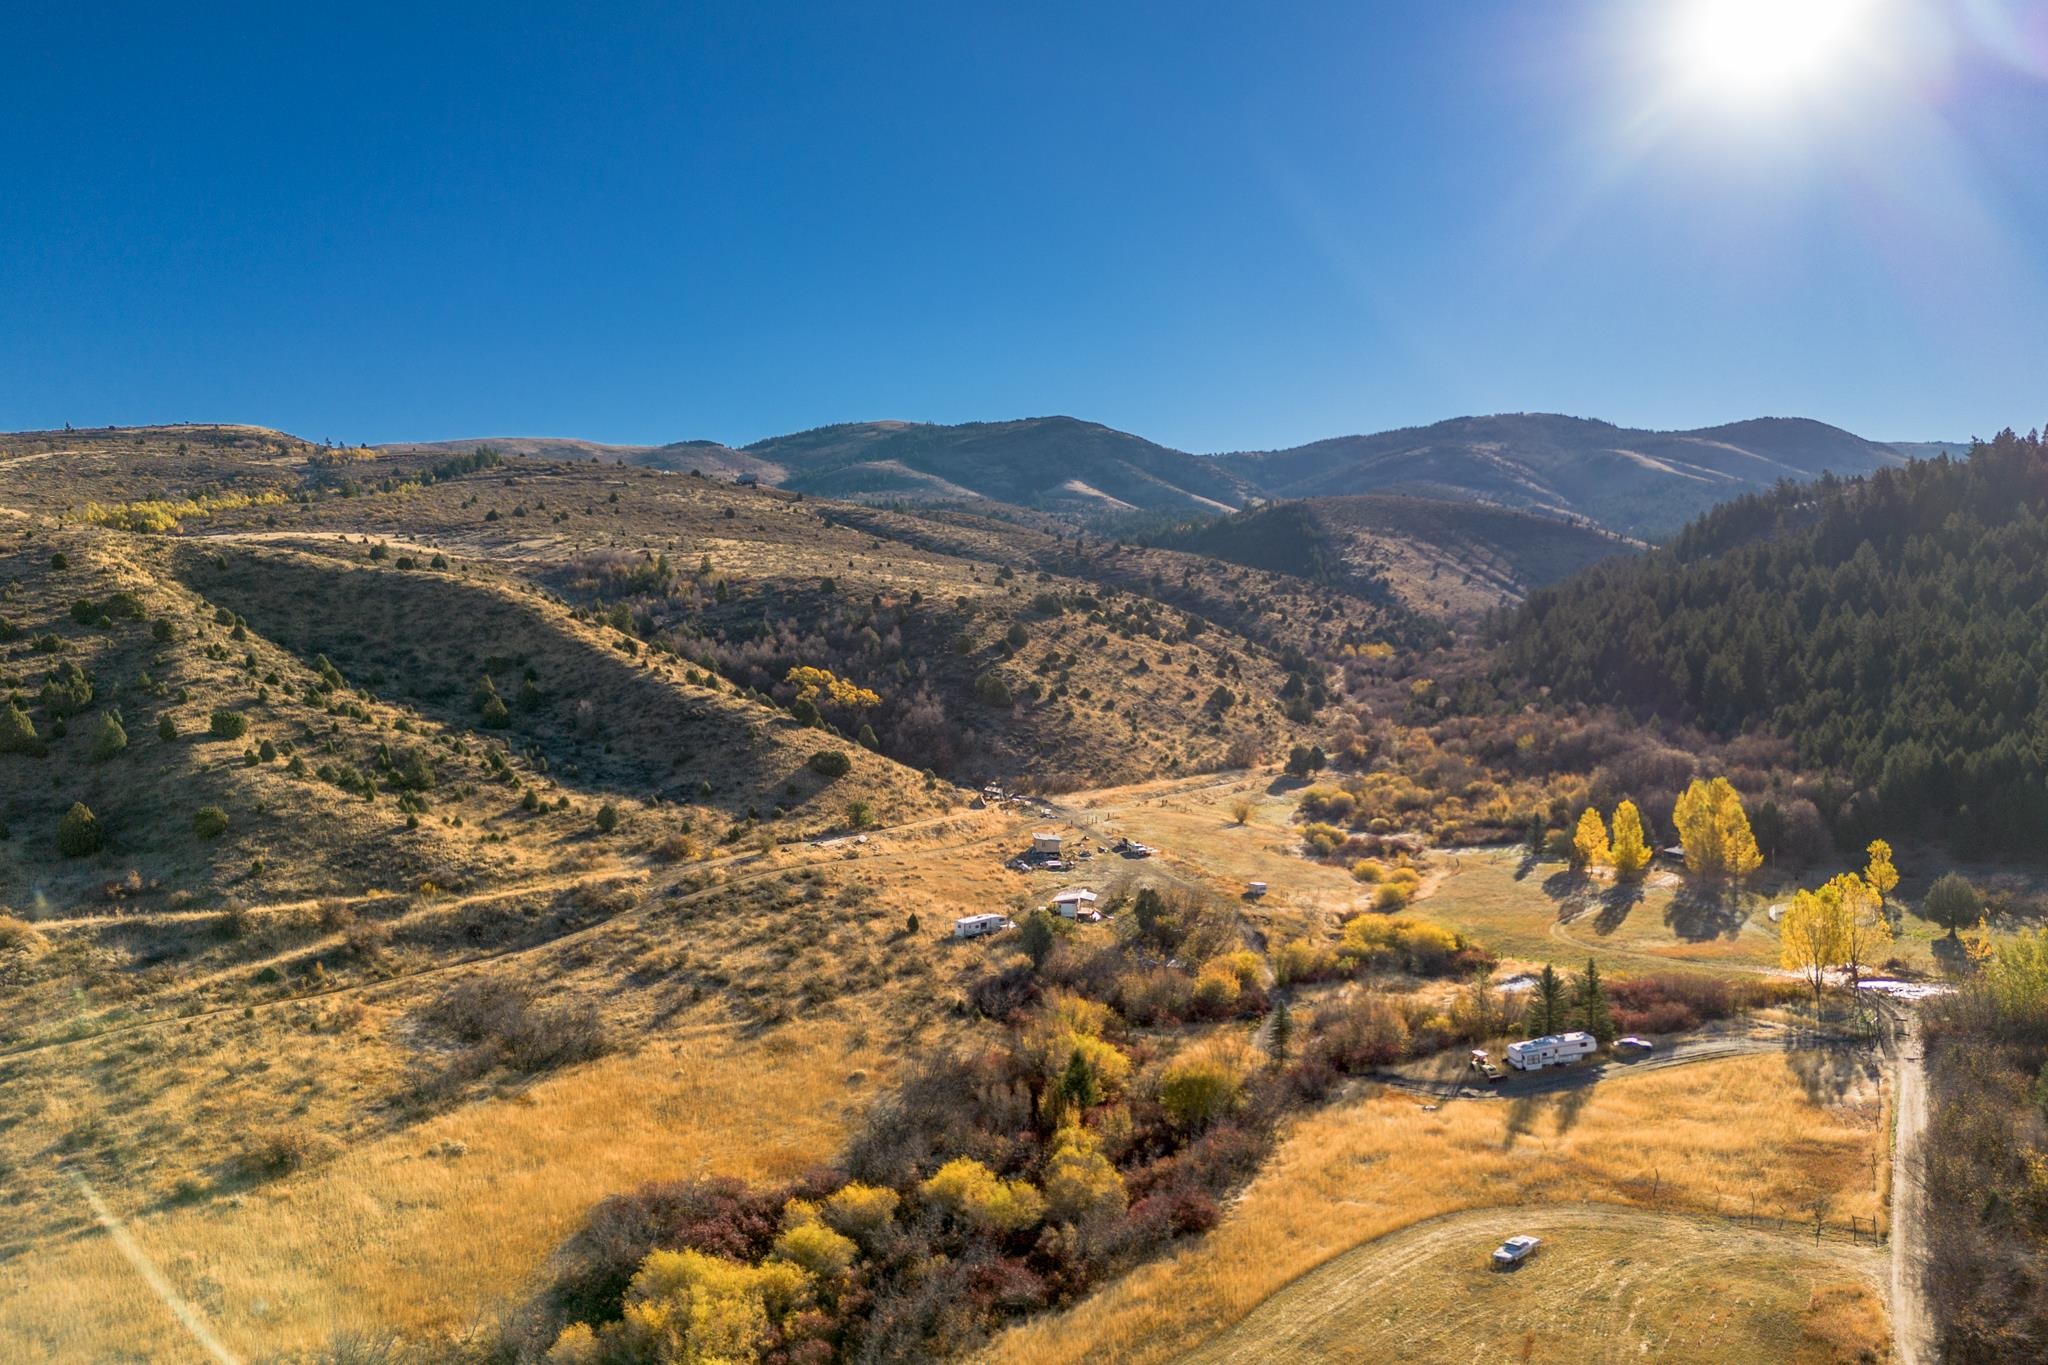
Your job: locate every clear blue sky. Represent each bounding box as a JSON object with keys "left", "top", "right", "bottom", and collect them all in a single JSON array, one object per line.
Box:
[{"left": 4, "top": 1, "right": 2044, "bottom": 450}]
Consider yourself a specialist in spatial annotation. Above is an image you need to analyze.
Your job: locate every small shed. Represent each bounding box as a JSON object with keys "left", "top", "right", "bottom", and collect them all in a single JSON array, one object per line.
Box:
[
  {"left": 1032, "top": 832, "right": 1063, "bottom": 856},
  {"left": 1051, "top": 889, "right": 1099, "bottom": 919},
  {"left": 1245, "top": 881, "right": 1268, "bottom": 899},
  {"left": 735, "top": 472, "right": 760, "bottom": 487}
]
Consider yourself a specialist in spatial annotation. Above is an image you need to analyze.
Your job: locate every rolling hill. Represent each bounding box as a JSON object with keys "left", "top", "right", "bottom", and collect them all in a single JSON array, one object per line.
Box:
[
  {"left": 1217, "top": 413, "right": 1908, "bottom": 539},
  {"left": 381, "top": 412, "right": 1930, "bottom": 541},
  {"left": 745, "top": 416, "right": 1252, "bottom": 517},
  {"left": 1162, "top": 493, "right": 1638, "bottom": 619}
]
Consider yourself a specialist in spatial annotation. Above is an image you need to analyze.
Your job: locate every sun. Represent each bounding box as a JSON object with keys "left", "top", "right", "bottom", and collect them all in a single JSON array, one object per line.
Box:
[{"left": 1669, "top": 0, "right": 1871, "bottom": 101}]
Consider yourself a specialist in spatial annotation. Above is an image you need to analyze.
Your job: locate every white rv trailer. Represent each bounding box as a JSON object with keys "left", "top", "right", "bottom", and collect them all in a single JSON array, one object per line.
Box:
[
  {"left": 1504, "top": 1031, "right": 1597, "bottom": 1071},
  {"left": 953, "top": 913, "right": 1013, "bottom": 940}
]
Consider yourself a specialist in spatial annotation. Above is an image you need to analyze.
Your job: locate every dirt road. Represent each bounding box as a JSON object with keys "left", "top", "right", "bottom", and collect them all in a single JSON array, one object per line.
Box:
[
  {"left": 1370, "top": 1029, "right": 1871, "bottom": 1102},
  {"left": 1888, "top": 1006, "right": 1936, "bottom": 1364}
]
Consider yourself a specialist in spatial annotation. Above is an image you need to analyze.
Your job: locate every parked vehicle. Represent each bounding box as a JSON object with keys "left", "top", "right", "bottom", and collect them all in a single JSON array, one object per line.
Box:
[
  {"left": 1616, "top": 1035, "right": 1654, "bottom": 1053},
  {"left": 1492, "top": 1235, "right": 1541, "bottom": 1268}
]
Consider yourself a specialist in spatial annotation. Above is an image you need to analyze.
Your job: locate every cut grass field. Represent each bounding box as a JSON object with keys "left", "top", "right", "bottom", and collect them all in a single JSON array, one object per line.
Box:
[
  {"left": 982, "top": 1054, "right": 1887, "bottom": 1365},
  {"left": 1180, "top": 1204, "right": 1887, "bottom": 1364}
]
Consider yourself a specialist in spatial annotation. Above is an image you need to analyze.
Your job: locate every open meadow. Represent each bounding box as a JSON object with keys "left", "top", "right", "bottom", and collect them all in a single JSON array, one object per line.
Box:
[{"left": 983, "top": 1055, "right": 1889, "bottom": 1364}]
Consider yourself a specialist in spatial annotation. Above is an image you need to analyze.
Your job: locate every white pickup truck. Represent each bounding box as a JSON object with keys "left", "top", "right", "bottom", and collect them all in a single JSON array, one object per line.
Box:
[{"left": 1491, "top": 1235, "right": 1541, "bottom": 1268}]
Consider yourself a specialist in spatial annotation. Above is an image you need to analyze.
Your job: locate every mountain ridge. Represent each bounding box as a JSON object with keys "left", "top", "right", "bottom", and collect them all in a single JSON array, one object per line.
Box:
[{"left": 368, "top": 410, "right": 1935, "bottom": 538}]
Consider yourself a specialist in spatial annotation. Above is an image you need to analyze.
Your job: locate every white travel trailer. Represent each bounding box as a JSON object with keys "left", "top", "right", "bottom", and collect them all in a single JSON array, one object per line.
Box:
[
  {"left": 1505, "top": 1031, "right": 1597, "bottom": 1071},
  {"left": 953, "top": 913, "right": 1013, "bottom": 940}
]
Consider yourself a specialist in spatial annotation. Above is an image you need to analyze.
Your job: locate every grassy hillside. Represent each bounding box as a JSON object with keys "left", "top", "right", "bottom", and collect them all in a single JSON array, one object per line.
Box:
[
  {"left": 745, "top": 417, "right": 1253, "bottom": 518},
  {"left": 1160, "top": 494, "right": 1636, "bottom": 619},
  {"left": 377, "top": 435, "right": 783, "bottom": 482},
  {"left": 1217, "top": 413, "right": 1905, "bottom": 539}
]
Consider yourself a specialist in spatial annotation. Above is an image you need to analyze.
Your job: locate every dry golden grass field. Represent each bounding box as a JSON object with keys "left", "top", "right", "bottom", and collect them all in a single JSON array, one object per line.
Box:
[{"left": 983, "top": 1055, "right": 1888, "bottom": 1365}]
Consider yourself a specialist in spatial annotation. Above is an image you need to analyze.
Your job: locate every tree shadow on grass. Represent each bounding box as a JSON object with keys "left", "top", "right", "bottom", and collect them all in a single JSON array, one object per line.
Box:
[
  {"left": 1543, "top": 869, "right": 1598, "bottom": 924},
  {"left": 1550, "top": 1079, "right": 1595, "bottom": 1136},
  {"left": 1591, "top": 881, "right": 1645, "bottom": 936},
  {"left": 1929, "top": 933, "right": 1974, "bottom": 978},
  {"left": 1784, "top": 1044, "right": 1878, "bottom": 1106},
  {"left": 1501, "top": 1095, "right": 1541, "bottom": 1151},
  {"left": 1663, "top": 880, "right": 1746, "bottom": 941}
]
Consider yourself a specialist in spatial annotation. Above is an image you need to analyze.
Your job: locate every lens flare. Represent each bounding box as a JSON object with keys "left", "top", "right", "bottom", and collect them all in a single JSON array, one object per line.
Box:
[{"left": 1669, "top": 0, "right": 1873, "bottom": 100}]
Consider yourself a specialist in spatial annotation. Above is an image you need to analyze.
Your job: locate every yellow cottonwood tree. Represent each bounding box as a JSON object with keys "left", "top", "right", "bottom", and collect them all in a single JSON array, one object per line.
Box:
[
  {"left": 1041, "top": 1124, "right": 1127, "bottom": 1226},
  {"left": 1828, "top": 871, "right": 1892, "bottom": 985},
  {"left": 1673, "top": 777, "right": 1761, "bottom": 880},
  {"left": 1865, "top": 838, "right": 1899, "bottom": 902},
  {"left": 920, "top": 1158, "right": 1046, "bottom": 1232},
  {"left": 1572, "top": 807, "right": 1610, "bottom": 869},
  {"left": 1779, "top": 887, "right": 1844, "bottom": 1006},
  {"left": 1609, "top": 800, "right": 1651, "bottom": 878},
  {"left": 784, "top": 665, "right": 881, "bottom": 710}
]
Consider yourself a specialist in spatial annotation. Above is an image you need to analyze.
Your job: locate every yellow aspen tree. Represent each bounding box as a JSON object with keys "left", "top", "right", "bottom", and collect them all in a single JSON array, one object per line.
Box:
[
  {"left": 1779, "top": 887, "right": 1844, "bottom": 1008},
  {"left": 1831, "top": 872, "right": 1892, "bottom": 985},
  {"left": 1672, "top": 778, "right": 1723, "bottom": 875},
  {"left": 1572, "top": 806, "right": 1610, "bottom": 869},
  {"left": 1864, "top": 838, "right": 1899, "bottom": 902},
  {"left": 1710, "top": 777, "right": 1762, "bottom": 880},
  {"left": 1609, "top": 800, "right": 1651, "bottom": 878}
]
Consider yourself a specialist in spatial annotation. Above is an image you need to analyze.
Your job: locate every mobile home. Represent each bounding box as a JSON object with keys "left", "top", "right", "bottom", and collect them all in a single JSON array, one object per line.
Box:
[{"left": 1505, "top": 1031, "right": 1597, "bottom": 1071}]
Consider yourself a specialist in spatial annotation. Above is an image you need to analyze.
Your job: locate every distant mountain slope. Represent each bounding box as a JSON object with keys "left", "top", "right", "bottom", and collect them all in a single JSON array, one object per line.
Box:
[
  {"left": 1216, "top": 414, "right": 1906, "bottom": 539},
  {"left": 745, "top": 416, "right": 1252, "bottom": 517},
  {"left": 1164, "top": 493, "right": 1637, "bottom": 619},
  {"left": 377, "top": 436, "right": 782, "bottom": 481},
  {"left": 379, "top": 412, "right": 1918, "bottom": 538}
]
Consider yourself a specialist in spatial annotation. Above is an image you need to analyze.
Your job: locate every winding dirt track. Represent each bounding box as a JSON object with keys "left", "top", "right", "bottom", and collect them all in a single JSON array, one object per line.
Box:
[{"left": 1182, "top": 1203, "right": 1887, "bottom": 1364}]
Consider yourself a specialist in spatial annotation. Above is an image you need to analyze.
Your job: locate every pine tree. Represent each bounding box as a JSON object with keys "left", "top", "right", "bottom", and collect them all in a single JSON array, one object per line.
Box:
[
  {"left": 1531, "top": 963, "right": 1566, "bottom": 1036},
  {"left": 1923, "top": 874, "right": 1977, "bottom": 939},
  {"left": 1057, "top": 1047, "right": 1099, "bottom": 1110},
  {"left": 1573, "top": 958, "right": 1615, "bottom": 1042},
  {"left": 90, "top": 711, "right": 127, "bottom": 761},
  {"left": 1609, "top": 800, "right": 1651, "bottom": 878},
  {"left": 1572, "top": 808, "right": 1610, "bottom": 870},
  {"left": 1525, "top": 814, "right": 1547, "bottom": 855},
  {"left": 1269, "top": 998, "right": 1294, "bottom": 1063},
  {"left": 0, "top": 702, "right": 43, "bottom": 756}
]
